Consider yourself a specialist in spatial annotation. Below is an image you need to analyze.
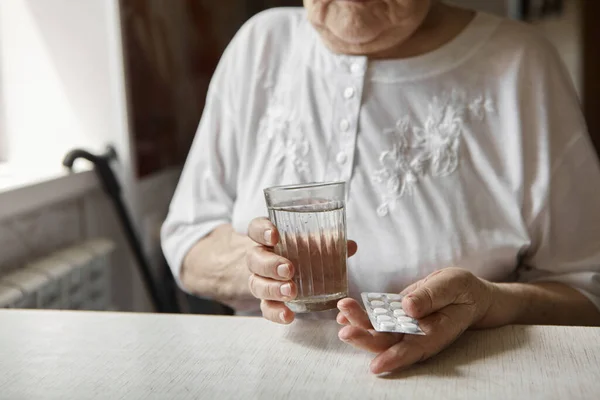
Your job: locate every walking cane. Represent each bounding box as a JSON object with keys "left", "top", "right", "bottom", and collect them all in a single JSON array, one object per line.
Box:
[{"left": 62, "top": 146, "right": 180, "bottom": 313}]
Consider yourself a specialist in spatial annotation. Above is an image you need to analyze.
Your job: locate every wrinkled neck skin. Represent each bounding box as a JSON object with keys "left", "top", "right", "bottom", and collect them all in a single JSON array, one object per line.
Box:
[{"left": 305, "top": 0, "right": 476, "bottom": 60}]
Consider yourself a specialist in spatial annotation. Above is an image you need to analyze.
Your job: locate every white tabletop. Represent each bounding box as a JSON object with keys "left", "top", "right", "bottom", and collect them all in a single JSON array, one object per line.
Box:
[{"left": 0, "top": 310, "right": 599, "bottom": 400}]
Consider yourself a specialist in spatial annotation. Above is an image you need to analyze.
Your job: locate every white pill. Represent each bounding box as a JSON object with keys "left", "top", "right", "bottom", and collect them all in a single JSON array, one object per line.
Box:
[
  {"left": 400, "top": 322, "right": 419, "bottom": 332},
  {"left": 377, "top": 315, "right": 392, "bottom": 322},
  {"left": 379, "top": 321, "right": 396, "bottom": 331},
  {"left": 389, "top": 302, "right": 403, "bottom": 309},
  {"left": 387, "top": 294, "right": 403, "bottom": 301},
  {"left": 396, "top": 316, "right": 413, "bottom": 323},
  {"left": 370, "top": 300, "right": 385, "bottom": 307},
  {"left": 373, "top": 308, "right": 388, "bottom": 315},
  {"left": 367, "top": 293, "right": 383, "bottom": 300},
  {"left": 393, "top": 309, "right": 407, "bottom": 317}
]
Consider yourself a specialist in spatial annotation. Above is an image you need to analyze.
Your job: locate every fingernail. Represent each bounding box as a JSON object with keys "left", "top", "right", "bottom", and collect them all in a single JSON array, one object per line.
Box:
[
  {"left": 279, "top": 312, "right": 287, "bottom": 322},
  {"left": 337, "top": 298, "right": 350, "bottom": 309},
  {"left": 338, "top": 330, "right": 351, "bottom": 342},
  {"left": 277, "top": 264, "right": 291, "bottom": 278},
  {"left": 370, "top": 364, "right": 382, "bottom": 375},
  {"left": 280, "top": 283, "right": 292, "bottom": 297},
  {"left": 264, "top": 230, "right": 273, "bottom": 244}
]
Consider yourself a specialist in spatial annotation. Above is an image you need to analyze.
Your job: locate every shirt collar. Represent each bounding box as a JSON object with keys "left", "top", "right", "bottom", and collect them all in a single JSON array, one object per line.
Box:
[{"left": 303, "top": 12, "right": 502, "bottom": 83}]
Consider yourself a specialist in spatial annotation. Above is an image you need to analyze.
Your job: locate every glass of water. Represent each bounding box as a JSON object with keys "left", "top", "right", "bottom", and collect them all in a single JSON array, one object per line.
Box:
[{"left": 264, "top": 182, "right": 348, "bottom": 313}]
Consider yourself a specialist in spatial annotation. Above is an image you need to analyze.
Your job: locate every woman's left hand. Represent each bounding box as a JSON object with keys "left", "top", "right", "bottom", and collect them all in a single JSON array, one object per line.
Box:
[{"left": 337, "top": 268, "right": 497, "bottom": 374}]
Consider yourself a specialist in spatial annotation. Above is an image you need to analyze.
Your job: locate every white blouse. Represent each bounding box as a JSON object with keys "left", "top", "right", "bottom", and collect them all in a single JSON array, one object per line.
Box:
[{"left": 161, "top": 8, "right": 600, "bottom": 315}]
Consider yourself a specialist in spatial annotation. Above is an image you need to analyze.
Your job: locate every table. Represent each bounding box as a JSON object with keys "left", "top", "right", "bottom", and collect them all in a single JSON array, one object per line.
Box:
[{"left": 0, "top": 310, "right": 599, "bottom": 399}]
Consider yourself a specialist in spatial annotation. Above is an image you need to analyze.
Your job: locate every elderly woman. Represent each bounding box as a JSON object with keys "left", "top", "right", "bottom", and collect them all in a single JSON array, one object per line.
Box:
[{"left": 162, "top": 0, "right": 600, "bottom": 374}]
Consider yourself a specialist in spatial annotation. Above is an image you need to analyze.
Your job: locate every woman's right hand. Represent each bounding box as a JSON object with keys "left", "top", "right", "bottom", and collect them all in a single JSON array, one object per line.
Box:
[
  {"left": 246, "top": 217, "right": 358, "bottom": 324},
  {"left": 246, "top": 217, "right": 297, "bottom": 324}
]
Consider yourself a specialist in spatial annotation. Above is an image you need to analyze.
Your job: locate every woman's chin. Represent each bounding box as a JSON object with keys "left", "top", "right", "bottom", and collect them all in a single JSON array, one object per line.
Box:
[
  {"left": 328, "top": 26, "right": 383, "bottom": 46},
  {"left": 320, "top": 30, "right": 387, "bottom": 55}
]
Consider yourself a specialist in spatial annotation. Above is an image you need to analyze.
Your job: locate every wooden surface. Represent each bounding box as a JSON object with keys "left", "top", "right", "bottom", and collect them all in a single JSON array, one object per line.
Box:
[{"left": 0, "top": 310, "right": 599, "bottom": 399}]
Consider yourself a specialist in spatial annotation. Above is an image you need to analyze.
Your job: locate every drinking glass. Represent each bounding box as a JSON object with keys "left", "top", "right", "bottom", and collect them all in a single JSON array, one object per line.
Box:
[{"left": 264, "top": 182, "right": 348, "bottom": 313}]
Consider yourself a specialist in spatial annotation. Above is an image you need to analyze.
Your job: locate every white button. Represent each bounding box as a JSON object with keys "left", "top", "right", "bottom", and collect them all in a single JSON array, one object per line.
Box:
[
  {"left": 350, "top": 63, "right": 364, "bottom": 75},
  {"left": 339, "top": 119, "right": 350, "bottom": 132},
  {"left": 344, "top": 87, "right": 355, "bottom": 99},
  {"left": 336, "top": 152, "right": 348, "bottom": 165}
]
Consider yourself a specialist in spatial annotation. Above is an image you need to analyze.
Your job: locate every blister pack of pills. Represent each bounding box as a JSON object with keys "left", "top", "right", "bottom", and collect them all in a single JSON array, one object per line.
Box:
[{"left": 361, "top": 292, "right": 425, "bottom": 335}]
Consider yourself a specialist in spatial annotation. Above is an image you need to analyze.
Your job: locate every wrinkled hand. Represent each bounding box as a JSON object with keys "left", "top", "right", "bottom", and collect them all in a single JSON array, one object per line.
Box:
[
  {"left": 337, "top": 268, "right": 496, "bottom": 374},
  {"left": 246, "top": 217, "right": 358, "bottom": 324}
]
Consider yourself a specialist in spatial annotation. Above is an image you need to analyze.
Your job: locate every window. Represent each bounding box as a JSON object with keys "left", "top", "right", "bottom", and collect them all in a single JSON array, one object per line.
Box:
[{"left": 0, "top": 0, "right": 129, "bottom": 176}]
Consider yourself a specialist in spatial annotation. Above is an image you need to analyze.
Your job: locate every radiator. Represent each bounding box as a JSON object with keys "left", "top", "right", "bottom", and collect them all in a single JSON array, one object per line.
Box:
[{"left": 0, "top": 238, "right": 115, "bottom": 310}]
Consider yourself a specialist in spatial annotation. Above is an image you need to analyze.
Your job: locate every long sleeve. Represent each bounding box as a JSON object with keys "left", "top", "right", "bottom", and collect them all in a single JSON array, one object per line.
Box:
[
  {"left": 519, "top": 133, "right": 600, "bottom": 310},
  {"left": 160, "top": 95, "right": 239, "bottom": 288},
  {"left": 515, "top": 35, "right": 600, "bottom": 310},
  {"left": 160, "top": 36, "right": 243, "bottom": 288},
  {"left": 160, "top": 8, "right": 307, "bottom": 294}
]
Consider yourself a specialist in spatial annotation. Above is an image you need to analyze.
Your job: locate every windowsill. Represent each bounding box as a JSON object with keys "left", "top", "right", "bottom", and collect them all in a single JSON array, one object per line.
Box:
[{"left": 0, "top": 164, "right": 99, "bottom": 221}]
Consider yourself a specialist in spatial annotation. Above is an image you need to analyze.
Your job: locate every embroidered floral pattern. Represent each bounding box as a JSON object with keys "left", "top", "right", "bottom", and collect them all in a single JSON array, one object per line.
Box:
[
  {"left": 258, "top": 76, "right": 311, "bottom": 178},
  {"left": 373, "top": 90, "right": 495, "bottom": 217}
]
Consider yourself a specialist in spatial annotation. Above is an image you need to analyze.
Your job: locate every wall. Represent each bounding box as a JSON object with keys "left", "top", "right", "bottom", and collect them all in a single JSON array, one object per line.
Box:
[
  {"left": 532, "top": 0, "right": 582, "bottom": 96},
  {"left": 0, "top": 0, "right": 242, "bottom": 312},
  {"left": 450, "top": 0, "right": 506, "bottom": 15},
  {"left": 0, "top": 1, "right": 129, "bottom": 173},
  {"left": 0, "top": 0, "right": 171, "bottom": 312}
]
